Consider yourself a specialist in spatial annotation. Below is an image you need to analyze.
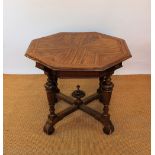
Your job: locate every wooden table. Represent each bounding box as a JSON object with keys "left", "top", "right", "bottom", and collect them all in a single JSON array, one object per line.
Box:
[{"left": 25, "top": 32, "right": 132, "bottom": 135}]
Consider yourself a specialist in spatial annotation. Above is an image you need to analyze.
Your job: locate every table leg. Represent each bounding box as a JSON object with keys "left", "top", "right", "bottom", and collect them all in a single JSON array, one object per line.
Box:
[
  {"left": 100, "top": 74, "right": 114, "bottom": 135},
  {"left": 43, "top": 71, "right": 59, "bottom": 135},
  {"left": 97, "top": 76, "right": 104, "bottom": 102}
]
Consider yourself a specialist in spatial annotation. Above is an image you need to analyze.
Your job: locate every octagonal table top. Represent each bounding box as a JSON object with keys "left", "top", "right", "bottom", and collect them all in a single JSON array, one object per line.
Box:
[{"left": 25, "top": 32, "right": 132, "bottom": 71}]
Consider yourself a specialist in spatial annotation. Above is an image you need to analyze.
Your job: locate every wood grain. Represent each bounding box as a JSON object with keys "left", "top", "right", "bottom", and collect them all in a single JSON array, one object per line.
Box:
[{"left": 25, "top": 32, "right": 131, "bottom": 71}]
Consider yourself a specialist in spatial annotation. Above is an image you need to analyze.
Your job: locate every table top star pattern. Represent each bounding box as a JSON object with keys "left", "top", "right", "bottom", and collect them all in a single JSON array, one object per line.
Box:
[{"left": 25, "top": 32, "right": 131, "bottom": 71}]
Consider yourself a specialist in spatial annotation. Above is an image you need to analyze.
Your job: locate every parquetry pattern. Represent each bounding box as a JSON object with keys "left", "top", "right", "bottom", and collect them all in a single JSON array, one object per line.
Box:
[{"left": 25, "top": 32, "right": 131, "bottom": 71}]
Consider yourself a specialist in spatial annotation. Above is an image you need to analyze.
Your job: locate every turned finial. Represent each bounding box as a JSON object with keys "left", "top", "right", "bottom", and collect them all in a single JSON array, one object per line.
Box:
[{"left": 72, "top": 85, "right": 85, "bottom": 99}]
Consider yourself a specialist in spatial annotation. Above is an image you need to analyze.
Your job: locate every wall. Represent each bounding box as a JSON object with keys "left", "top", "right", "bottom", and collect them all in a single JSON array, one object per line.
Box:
[{"left": 4, "top": 0, "right": 151, "bottom": 74}]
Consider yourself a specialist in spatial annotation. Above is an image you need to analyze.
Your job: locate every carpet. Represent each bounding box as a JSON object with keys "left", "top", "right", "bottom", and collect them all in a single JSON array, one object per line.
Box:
[{"left": 4, "top": 75, "right": 151, "bottom": 155}]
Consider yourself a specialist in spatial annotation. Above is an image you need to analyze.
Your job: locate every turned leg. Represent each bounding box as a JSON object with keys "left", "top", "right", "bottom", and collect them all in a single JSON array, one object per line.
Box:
[
  {"left": 43, "top": 71, "right": 59, "bottom": 135},
  {"left": 100, "top": 73, "right": 114, "bottom": 135},
  {"left": 97, "top": 76, "right": 105, "bottom": 102}
]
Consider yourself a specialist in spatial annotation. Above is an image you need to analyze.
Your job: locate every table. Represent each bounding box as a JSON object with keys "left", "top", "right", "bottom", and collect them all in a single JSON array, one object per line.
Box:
[{"left": 25, "top": 32, "right": 132, "bottom": 135}]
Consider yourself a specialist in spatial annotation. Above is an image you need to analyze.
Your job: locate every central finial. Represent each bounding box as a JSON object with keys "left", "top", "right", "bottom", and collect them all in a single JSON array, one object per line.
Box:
[
  {"left": 72, "top": 85, "right": 86, "bottom": 99},
  {"left": 77, "top": 85, "right": 80, "bottom": 90}
]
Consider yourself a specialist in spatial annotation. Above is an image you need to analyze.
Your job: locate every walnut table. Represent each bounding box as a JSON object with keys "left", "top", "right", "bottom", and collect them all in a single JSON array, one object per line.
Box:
[{"left": 25, "top": 32, "right": 131, "bottom": 135}]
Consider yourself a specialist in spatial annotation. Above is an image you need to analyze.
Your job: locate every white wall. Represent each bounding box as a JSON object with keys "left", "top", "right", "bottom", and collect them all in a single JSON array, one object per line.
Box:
[{"left": 4, "top": 0, "right": 151, "bottom": 74}]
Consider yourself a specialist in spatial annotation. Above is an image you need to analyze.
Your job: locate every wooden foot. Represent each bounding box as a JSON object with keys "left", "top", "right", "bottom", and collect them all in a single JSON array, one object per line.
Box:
[
  {"left": 43, "top": 121, "right": 55, "bottom": 135},
  {"left": 103, "top": 120, "right": 114, "bottom": 135}
]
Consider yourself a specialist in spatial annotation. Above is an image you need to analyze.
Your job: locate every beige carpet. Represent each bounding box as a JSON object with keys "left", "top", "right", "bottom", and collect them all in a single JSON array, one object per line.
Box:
[{"left": 4, "top": 75, "right": 151, "bottom": 155}]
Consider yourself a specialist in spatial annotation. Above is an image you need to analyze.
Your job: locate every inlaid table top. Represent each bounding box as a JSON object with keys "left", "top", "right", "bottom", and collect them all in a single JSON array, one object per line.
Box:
[{"left": 25, "top": 32, "right": 131, "bottom": 71}]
